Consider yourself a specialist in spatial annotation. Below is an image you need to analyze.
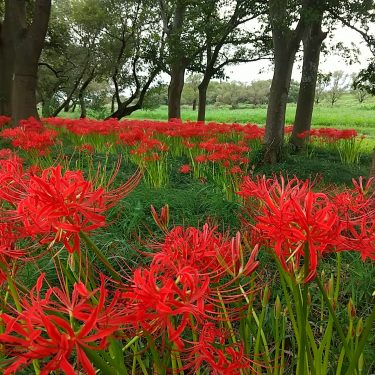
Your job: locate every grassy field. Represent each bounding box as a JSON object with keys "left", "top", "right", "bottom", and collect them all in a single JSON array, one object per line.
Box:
[{"left": 128, "top": 93, "right": 375, "bottom": 135}]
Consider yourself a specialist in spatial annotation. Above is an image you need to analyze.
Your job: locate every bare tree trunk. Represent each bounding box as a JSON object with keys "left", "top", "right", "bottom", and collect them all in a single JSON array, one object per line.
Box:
[
  {"left": 108, "top": 70, "right": 158, "bottom": 120},
  {"left": 264, "top": 48, "right": 298, "bottom": 163},
  {"left": 12, "top": 60, "right": 40, "bottom": 123},
  {"left": 197, "top": 79, "right": 209, "bottom": 121},
  {"left": 78, "top": 71, "right": 94, "bottom": 119},
  {"left": 263, "top": 0, "right": 310, "bottom": 164},
  {"left": 290, "top": 15, "right": 327, "bottom": 150},
  {"left": 165, "top": 0, "right": 187, "bottom": 120},
  {"left": 7, "top": 0, "right": 51, "bottom": 125},
  {"left": 0, "top": 6, "right": 14, "bottom": 116},
  {"left": 64, "top": 100, "right": 70, "bottom": 112},
  {"left": 111, "top": 94, "right": 116, "bottom": 113},
  {"left": 168, "top": 62, "right": 186, "bottom": 119},
  {"left": 79, "top": 92, "right": 86, "bottom": 118}
]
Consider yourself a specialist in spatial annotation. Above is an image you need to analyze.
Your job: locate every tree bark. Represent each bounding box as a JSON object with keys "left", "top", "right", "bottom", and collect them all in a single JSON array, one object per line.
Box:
[
  {"left": 108, "top": 69, "right": 159, "bottom": 120},
  {"left": 197, "top": 78, "right": 210, "bottom": 121},
  {"left": 78, "top": 70, "right": 94, "bottom": 119},
  {"left": 0, "top": 4, "right": 14, "bottom": 116},
  {"left": 290, "top": 15, "right": 327, "bottom": 150},
  {"left": 64, "top": 100, "right": 70, "bottom": 112},
  {"left": 263, "top": 0, "right": 310, "bottom": 164},
  {"left": 166, "top": 0, "right": 187, "bottom": 120},
  {"left": 168, "top": 61, "right": 187, "bottom": 119},
  {"left": 111, "top": 94, "right": 116, "bottom": 113},
  {"left": 8, "top": 0, "right": 51, "bottom": 125},
  {"left": 264, "top": 50, "right": 296, "bottom": 163},
  {"left": 79, "top": 92, "right": 87, "bottom": 118}
]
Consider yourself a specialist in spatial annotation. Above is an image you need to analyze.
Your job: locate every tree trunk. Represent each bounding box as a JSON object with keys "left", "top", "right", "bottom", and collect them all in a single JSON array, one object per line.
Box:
[
  {"left": 264, "top": 48, "right": 297, "bottom": 163},
  {"left": 168, "top": 62, "right": 186, "bottom": 119},
  {"left": 78, "top": 71, "right": 94, "bottom": 119},
  {"left": 263, "top": 0, "right": 311, "bottom": 164},
  {"left": 0, "top": 6, "right": 14, "bottom": 117},
  {"left": 197, "top": 79, "right": 209, "bottom": 122},
  {"left": 166, "top": 0, "right": 187, "bottom": 120},
  {"left": 79, "top": 92, "right": 86, "bottom": 118},
  {"left": 12, "top": 59, "right": 40, "bottom": 123},
  {"left": 7, "top": 0, "right": 51, "bottom": 125},
  {"left": 111, "top": 94, "right": 116, "bottom": 113},
  {"left": 64, "top": 100, "right": 70, "bottom": 112},
  {"left": 290, "top": 17, "right": 327, "bottom": 150},
  {"left": 192, "top": 98, "right": 196, "bottom": 111}
]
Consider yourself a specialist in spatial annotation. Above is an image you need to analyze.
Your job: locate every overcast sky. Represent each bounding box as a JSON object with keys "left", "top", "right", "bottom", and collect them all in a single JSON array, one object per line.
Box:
[{"left": 224, "top": 25, "right": 373, "bottom": 83}]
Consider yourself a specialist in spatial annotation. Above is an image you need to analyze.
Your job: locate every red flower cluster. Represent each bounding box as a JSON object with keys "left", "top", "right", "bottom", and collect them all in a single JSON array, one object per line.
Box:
[
  {"left": 0, "top": 117, "right": 58, "bottom": 155},
  {"left": 0, "top": 223, "right": 259, "bottom": 374},
  {"left": 239, "top": 175, "right": 375, "bottom": 282},
  {"left": 0, "top": 115, "right": 11, "bottom": 127},
  {"left": 0, "top": 274, "right": 123, "bottom": 375},
  {"left": 298, "top": 127, "right": 359, "bottom": 141},
  {"left": 0, "top": 159, "right": 141, "bottom": 253},
  {"left": 123, "top": 224, "right": 259, "bottom": 369}
]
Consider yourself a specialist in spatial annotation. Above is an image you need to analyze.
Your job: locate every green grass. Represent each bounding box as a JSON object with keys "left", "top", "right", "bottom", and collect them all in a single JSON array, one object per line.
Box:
[{"left": 127, "top": 93, "right": 375, "bottom": 135}]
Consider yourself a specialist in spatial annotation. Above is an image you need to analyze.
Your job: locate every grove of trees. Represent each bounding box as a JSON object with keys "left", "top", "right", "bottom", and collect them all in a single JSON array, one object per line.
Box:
[{"left": 0, "top": 0, "right": 374, "bottom": 163}]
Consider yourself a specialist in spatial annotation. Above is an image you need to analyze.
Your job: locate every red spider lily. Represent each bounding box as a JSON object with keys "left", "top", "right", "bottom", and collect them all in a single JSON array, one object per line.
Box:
[
  {"left": 0, "top": 117, "right": 58, "bottom": 155},
  {"left": 230, "top": 166, "right": 243, "bottom": 175},
  {"left": 194, "top": 154, "right": 207, "bottom": 163},
  {"left": 147, "top": 225, "right": 259, "bottom": 321},
  {"left": 297, "top": 128, "right": 359, "bottom": 142},
  {"left": 77, "top": 143, "right": 94, "bottom": 153},
  {"left": 187, "top": 323, "right": 256, "bottom": 374},
  {"left": 15, "top": 165, "right": 141, "bottom": 253},
  {"left": 0, "top": 158, "right": 28, "bottom": 204},
  {"left": 123, "top": 263, "right": 210, "bottom": 349},
  {"left": 0, "top": 115, "right": 11, "bottom": 127},
  {"left": 17, "top": 166, "right": 107, "bottom": 252},
  {"left": 179, "top": 164, "right": 191, "bottom": 174},
  {"left": 334, "top": 180, "right": 375, "bottom": 224},
  {"left": 151, "top": 204, "right": 169, "bottom": 232},
  {"left": 340, "top": 218, "right": 375, "bottom": 261},
  {"left": 239, "top": 175, "right": 342, "bottom": 282},
  {"left": 0, "top": 274, "right": 122, "bottom": 375}
]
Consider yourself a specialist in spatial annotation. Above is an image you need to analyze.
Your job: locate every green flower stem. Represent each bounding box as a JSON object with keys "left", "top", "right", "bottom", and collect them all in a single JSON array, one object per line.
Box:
[
  {"left": 274, "top": 261, "right": 300, "bottom": 344},
  {"left": 280, "top": 314, "right": 286, "bottom": 374},
  {"left": 336, "top": 319, "right": 353, "bottom": 375},
  {"left": 346, "top": 304, "right": 375, "bottom": 375},
  {"left": 251, "top": 309, "right": 271, "bottom": 370},
  {"left": 217, "top": 289, "right": 237, "bottom": 344},
  {"left": 190, "top": 314, "right": 201, "bottom": 375},
  {"left": 315, "top": 277, "right": 355, "bottom": 367},
  {"left": 297, "top": 246, "right": 310, "bottom": 375},
  {"left": 253, "top": 304, "right": 268, "bottom": 374},
  {"left": 79, "top": 230, "right": 120, "bottom": 281},
  {"left": 131, "top": 344, "right": 148, "bottom": 375},
  {"left": 122, "top": 336, "right": 140, "bottom": 352}
]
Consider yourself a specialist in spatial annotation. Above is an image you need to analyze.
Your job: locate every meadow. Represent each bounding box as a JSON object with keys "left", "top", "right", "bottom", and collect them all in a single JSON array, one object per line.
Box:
[
  {"left": 128, "top": 94, "right": 375, "bottom": 136},
  {"left": 0, "top": 101, "right": 374, "bottom": 374}
]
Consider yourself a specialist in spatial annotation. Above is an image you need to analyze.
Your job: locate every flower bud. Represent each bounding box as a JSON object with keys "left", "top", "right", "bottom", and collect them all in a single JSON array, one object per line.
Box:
[
  {"left": 347, "top": 298, "right": 356, "bottom": 319},
  {"left": 275, "top": 296, "right": 281, "bottom": 320},
  {"left": 261, "top": 285, "right": 270, "bottom": 307},
  {"left": 307, "top": 291, "right": 312, "bottom": 307},
  {"left": 356, "top": 318, "right": 363, "bottom": 337}
]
